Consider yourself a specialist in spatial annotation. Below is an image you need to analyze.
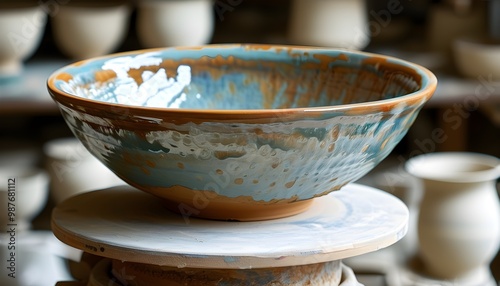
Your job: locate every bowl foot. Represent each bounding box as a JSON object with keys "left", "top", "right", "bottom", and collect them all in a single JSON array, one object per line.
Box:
[
  {"left": 163, "top": 196, "right": 313, "bottom": 222},
  {"left": 145, "top": 185, "right": 314, "bottom": 221}
]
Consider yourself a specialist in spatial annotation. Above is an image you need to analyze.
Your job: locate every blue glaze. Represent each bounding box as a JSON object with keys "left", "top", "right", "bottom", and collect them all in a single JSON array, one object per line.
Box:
[
  {"left": 48, "top": 45, "right": 437, "bottom": 211},
  {"left": 53, "top": 45, "right": 427, "bottom": 110},
  {"left": 223, "top": 256, "right": 239, "bottom": 263}
]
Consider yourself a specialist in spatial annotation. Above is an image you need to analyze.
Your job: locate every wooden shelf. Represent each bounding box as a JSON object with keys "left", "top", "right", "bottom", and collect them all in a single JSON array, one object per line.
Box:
[{"left": 0, "top": 59, "right": 71, "bottom": 116}]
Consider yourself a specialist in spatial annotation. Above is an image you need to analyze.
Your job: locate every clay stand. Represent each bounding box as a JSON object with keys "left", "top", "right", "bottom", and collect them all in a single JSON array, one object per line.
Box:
[{"left": 52, "top": 183, "right": 409, "bottom": 285}]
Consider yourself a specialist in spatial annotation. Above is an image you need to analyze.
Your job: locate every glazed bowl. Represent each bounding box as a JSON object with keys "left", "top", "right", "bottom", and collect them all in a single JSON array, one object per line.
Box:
[{"left": 47, "top": 44, "right": 437, "bottom": 221}]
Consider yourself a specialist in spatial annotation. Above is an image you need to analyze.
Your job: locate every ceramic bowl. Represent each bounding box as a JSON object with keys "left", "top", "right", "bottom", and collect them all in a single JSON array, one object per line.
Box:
[
  {"left": 47, "top": 44, "right": 437, "bottom": 221},
  {"left": 0, "top": 3, "right": 47, "bottom": 77},
  {"left": 51, "top": 1, "right": 130, "bottom": 59},
  {"left": 136, "top": 0, "right": 214, "bottom": 48},
  {"left": 43, "top": 137, "right": 124, "bottom": 204},
  {"left": 288, "top": 0, "right": 369, "bottom": 50}
]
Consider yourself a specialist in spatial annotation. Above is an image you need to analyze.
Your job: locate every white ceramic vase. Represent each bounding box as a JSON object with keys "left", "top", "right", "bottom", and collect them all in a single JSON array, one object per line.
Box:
[
  {"left": 288, "top": 0, "right": 369, "bottom": 50},
  {"left": 406, "top": 152, "right": 500, "bottom": 283},
  {"left": 136, "top": 0, "right": 214, "bottom": 48}
]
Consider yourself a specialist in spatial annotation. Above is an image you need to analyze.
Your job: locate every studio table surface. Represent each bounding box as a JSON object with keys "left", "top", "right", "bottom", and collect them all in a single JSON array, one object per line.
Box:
[{"left": 51, "top": 183, "right": 408, "bottom": 269}]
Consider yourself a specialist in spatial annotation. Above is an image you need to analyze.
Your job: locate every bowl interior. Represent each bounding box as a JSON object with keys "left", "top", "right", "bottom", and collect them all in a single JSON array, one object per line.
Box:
[{"left": 51, "top": 45, "right": 424, "bottom": 110}]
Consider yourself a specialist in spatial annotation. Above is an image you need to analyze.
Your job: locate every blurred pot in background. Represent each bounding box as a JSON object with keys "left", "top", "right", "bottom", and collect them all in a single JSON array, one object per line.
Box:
[
  {"left": 288, "top": 0, "right": 369, "bottom": 50},
  {"left": 0, "top": 167, "right": 49, "bottom": 231},
  {"left": 43, "top": 137, "right": 124, "bottom": 205},
  {"left": 51, "top": 0, "right": 130, "bottom": 59},
  {"left": 136, "top": 0, "right": 214, "bottom": 48},
  {"left": 427, "top": 1, "right": 486, "bottom": 64},
  {"left": 0, "top": 2, "right": 47, "bottom": 77}
]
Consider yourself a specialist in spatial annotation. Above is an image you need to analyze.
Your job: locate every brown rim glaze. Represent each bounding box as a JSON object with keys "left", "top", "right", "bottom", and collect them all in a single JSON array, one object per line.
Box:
[{"left": 47, "top": 44, "right": 438, "bottom": 122}]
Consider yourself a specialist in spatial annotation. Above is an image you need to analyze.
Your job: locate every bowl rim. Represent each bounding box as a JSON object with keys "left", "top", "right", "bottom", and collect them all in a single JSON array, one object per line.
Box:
[{"left": 47, "top": 44, "right": 438, "bottom": 117}]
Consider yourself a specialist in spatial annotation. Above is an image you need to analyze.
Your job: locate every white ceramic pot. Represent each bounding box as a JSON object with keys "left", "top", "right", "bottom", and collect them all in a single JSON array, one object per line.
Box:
[
  {"left": 373, "top": 171, "right": 422, "bottom": 261},
  {"left": 0, "top": 167, "right": 49, "bottom": 231},
  {"left": 43, "top": 138, "right": 124, "bottom": 204},
  {"left": 288, "top": 0, "right": 369, "bottom": 49},
  {"left": 51, "top": 1, "right": 130, "bottom": 59},
  {"left": 136, "top": 0, "right": 214, "bottom": 48},
  {"left": 406, "top": 152, "right": 500, "bottom": 281},
  {"left": 0, "top": 3, "right": 47, "bottom": 77}
]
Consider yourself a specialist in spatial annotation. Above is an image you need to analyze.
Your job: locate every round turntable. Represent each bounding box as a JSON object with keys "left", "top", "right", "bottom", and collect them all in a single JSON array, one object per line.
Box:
[{"left": 52, "top": 183, "right": 408, "bottom": 285}]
